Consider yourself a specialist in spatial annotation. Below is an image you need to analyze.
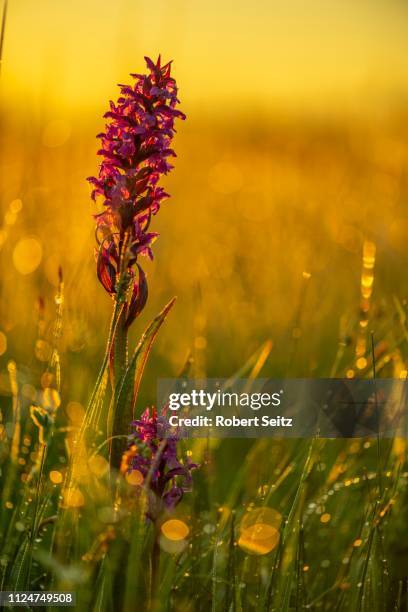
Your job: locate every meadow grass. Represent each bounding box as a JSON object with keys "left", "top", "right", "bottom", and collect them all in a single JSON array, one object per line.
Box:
[{"left": 0, "top": 282, "right": 407, "bottom": 611}]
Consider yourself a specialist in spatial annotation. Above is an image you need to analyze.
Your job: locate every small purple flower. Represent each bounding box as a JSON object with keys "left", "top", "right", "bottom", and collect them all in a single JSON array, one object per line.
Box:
[
  {"left": 128, "top": 407, "right": 196, "bottom": 520},
  {"left": 88, "top": 56, "right": 185, "bottom": 326}
]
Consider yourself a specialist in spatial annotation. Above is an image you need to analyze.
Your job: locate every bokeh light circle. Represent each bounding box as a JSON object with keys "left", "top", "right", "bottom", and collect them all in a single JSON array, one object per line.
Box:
[
  {"left": 49, "top": 470, "right": 63, "bottom": 484},
  {"left": 238, "top": 523, "right": 280, "bottom": 555},
  {"left": 13, "top": 238, "right": 42, "bottom": 275},
  {"left": 161, "top": 519, "right": 189, "bottom": 541},
  {"left": 238, "top": 507, "right": 282, "bottom": 555}
]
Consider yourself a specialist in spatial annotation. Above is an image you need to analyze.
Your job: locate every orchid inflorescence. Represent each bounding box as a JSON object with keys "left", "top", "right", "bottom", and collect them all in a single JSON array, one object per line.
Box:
[
  {"left": 127, "top": 407, "right": 197, "bottom": 519},
  {"left": 88, "top": 56, "right": 185, "bottom": 327}
]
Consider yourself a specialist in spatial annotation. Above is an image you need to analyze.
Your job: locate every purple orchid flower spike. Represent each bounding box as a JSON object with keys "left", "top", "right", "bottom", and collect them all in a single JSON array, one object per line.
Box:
[
  {"left": 88, "top": 55, "right": 185, "bottom": 326},
  {"left": 127, "top": 407, "right": 197, "bottom": 520}
]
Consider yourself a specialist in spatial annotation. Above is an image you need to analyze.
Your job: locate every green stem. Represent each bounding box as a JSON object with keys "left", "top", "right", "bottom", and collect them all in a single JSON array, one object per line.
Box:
[
  {"left": 150, "top": 529, "right": 161, "bottom": 610},
  {"left": 112, "top": 307, "right": 129, "bottom": 386}
]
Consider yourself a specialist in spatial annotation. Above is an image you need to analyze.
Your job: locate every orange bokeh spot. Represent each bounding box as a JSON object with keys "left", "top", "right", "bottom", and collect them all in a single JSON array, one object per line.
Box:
[
  {"left": 161, "top": 519, "right": 189, "bottom": 541},
  {"left": 49, "top": 470, "right": 63, "bottom": 484}
]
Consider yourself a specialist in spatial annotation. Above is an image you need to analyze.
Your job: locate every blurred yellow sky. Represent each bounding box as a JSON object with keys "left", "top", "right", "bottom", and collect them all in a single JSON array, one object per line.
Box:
[{"left": 2, "top": 0, "right": 408, "bottom": 116}]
